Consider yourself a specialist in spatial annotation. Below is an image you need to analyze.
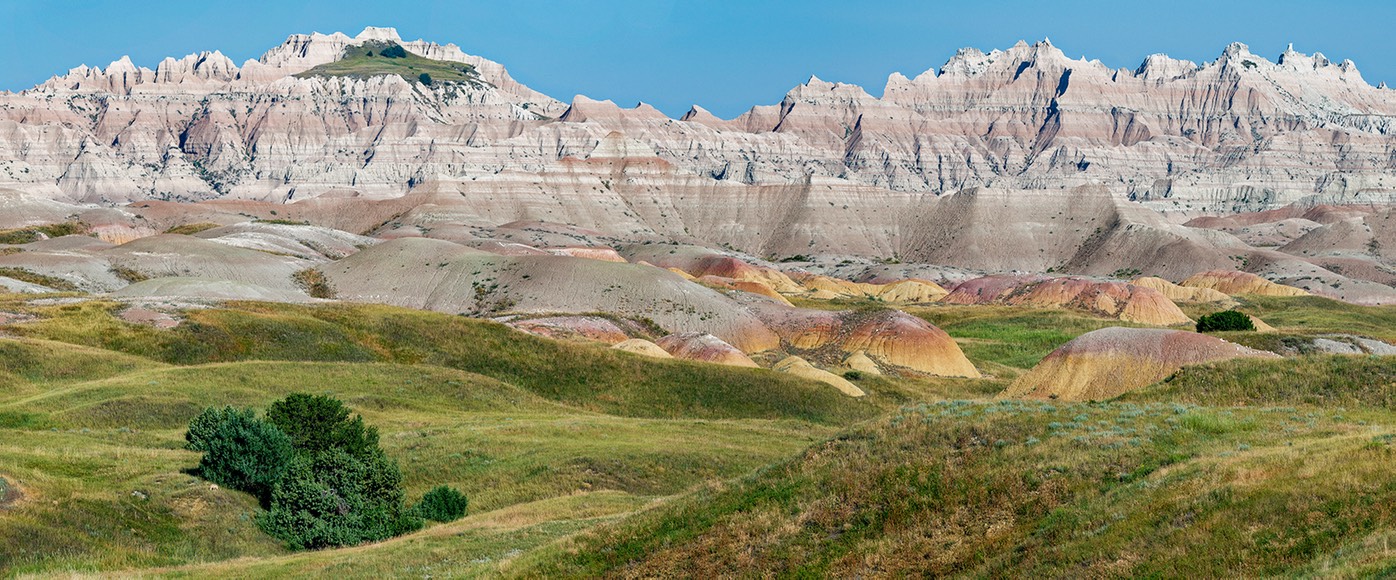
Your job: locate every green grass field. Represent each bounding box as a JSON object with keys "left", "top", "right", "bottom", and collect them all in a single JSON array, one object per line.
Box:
[{"left": 1, "top": 293, "right": 1394, "bottom": 576}]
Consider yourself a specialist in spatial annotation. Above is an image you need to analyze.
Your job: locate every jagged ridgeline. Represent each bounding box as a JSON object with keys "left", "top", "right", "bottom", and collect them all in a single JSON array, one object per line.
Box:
[{"left": 295, "top": 40, "right": 485, "bottom": 87}]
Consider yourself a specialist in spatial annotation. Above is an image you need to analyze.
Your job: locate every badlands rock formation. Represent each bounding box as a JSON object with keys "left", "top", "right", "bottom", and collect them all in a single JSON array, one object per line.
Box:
[
  {"left": 1002, "top": 327, "right": 1281, "bottom": 401},
  {"left": 655, "top": 333, "right": 759, "bottom": 367},
  {"left": 943, "top": 275, "right": 1192, "bottom": 325},
  {"left": 1181, "top": 270, "right": 1309, "bottom": 297},
  {"left": 13, "top": 31, "right": 1396, "bottom": 214},
  {"left": 5, "top": 23, "right": 1396, "bottom": 352}
]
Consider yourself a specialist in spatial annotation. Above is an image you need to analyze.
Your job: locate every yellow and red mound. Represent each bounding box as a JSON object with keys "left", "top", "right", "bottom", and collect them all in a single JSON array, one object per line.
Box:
[
  {"left": 622, "top": 245, "right": 804, "bottom": 293},
  {"left": 944, "top": 275, "right": 1191, "bottom": 326},
  {"left": 1001, "top": 327, "right": 1281, "bottom": 401},
  {"left": 739, "top": 299, "right": 977, "bottom": 377},
  {"left": 793, "top": 274, "right": 948, "bottom": 304},
  {"left": 842, "top": 310, "right": 981, "bottom": 378},
  {"left": 1181, "top": 270, "right": 1309, "bottom": 297},
  {"left": 695, "top": 275, "right": 793, "bottom": 306},
  {"left": 656, "top": 333, "right": 760, "bottom": 367}
]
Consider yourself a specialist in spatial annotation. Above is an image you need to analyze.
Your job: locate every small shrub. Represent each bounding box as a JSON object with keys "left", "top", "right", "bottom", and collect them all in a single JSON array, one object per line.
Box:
[
  {"left": 379, "top": 44, "right": 407, "bottom": 59},
  {"left": 164, "top": 222, "right": 222, "bottom": 235},
  {"left": 418, "top": 73, "right": 433, "bottom": 86},
  {"left": 292, "top": 268, "right": 336, "bottom": 299},
  {"left": 0, "top": 267, "right": 79, "bottom": 292},
  {"left": 843, "top": 370, "right": 864, "bottom": 381},
  {"left": 110, "top": 265, "right": 149, "bottom": 284},
  {"left": 413, "top": 485, "right": 469, "bottom": 522},
  {"left": 185, "top": 406, "right": 295, "bottom": 505},
  {"left": 1196, "top": 310, "right": 1255, "bottom": 333}
]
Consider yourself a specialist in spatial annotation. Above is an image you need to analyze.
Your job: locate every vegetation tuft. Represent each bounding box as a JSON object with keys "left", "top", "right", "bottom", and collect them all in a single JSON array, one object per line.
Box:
[
  {"left": 0, "top": 222, "right": 88, "bottom": 244},
  {"left": 1196, "top": 309, "right": 1255, "bottom": 332},
  {"left": 291, "top": 268, "right": 336, "bottom": 299}
]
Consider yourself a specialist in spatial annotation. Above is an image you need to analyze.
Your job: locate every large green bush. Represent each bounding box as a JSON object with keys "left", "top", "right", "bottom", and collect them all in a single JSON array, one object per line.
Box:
[
  {"left": 257, "top": 449, "right": 421, "bottom": 549},
  {"left": 1196, "top": 310, "right": 1256, "bottom": 333},
  {"left": 184, "top": 406, "right": 294, "bottom": 505},
  {"left": 378, "top": 44, "right": 407, "bottom": 58},
  {"left": 265, "top": 393, "right": 379, "bottom": 460},
  {"left": 413, "top": 485, "right": 469, "bottom": 522},
  {"left": 185, "top": 394, "right": 429, "bottom": 550}
]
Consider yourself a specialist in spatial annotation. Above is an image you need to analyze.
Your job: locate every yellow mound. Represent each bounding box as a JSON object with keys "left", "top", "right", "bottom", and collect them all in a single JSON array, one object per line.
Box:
[
  {"left": 772, "top": 356, "right": 865, "bottom": 397},
  {"left": 1131, "top": 276, "right": 1234, "bottom": 303},
  {"left": 1180, "top": 270, "right": 1309, "bottom": 297},
  {"left": 874, "top": 279, "right": 949, "bottom": 303},
  {"left": 611, "top": 339, "right": 673, "bottom": 358},
  {"left": 839, "top": 351, "right": 883, "bottom": 376}
]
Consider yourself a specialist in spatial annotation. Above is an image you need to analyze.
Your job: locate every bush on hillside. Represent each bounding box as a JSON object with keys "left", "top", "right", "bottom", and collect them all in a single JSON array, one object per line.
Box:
[
  {"left": 379, "top": 44, "right": 407, "bottom": 58},
  {"left": 265, "top": 393, "right": 379, "bottom": 460},
  {"left": 257, "top": 449, "right": 422, "bottom": 549},
  {"left": 413, "top": 485, "right": 469, "bottom": 522},
  {"left": 418, "top": 72, "right": 433, "bottom": 86},
  {"left": 185, "top": 394, "right": 430, "bottom": 550},
  {"left": 1196, "top": 310, "right": 1255, "bottom": 333},
  {"left": 184, "top": 406, "right": 294, "bottom": 505}
]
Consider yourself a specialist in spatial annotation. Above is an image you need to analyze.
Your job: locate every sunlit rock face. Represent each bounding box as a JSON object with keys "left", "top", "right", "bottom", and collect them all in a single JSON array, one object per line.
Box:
[{"left": 6, "top": 30, "right": 1396, "bottom": 213}]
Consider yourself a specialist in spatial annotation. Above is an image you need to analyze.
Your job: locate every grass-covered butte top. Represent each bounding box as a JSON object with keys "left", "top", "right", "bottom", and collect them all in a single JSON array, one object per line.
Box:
[{"left": 295, "top": 41, "right": 484, "bottom": 87}]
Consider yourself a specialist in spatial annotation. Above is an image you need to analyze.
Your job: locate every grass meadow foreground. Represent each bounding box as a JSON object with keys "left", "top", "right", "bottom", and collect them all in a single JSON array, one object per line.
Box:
[{"left": 0, "top": 294, "right": 1393, "bottom": 577}]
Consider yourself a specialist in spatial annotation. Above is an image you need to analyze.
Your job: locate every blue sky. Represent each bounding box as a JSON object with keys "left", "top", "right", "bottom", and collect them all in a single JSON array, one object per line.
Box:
[{"left": 2, "top": 0, "right": 1393, "bottom": 117}]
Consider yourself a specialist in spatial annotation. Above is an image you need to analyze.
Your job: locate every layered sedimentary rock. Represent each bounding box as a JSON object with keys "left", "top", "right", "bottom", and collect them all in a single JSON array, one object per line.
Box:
[
  {"left": 5, "top": 28, "right": 1396, "bottom": 303},
  {"left": 6, "top": 29, "right": 1396, "bottom": 221}
]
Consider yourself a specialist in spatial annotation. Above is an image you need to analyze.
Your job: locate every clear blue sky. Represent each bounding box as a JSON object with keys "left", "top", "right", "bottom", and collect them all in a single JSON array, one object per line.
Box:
[{"left": 2, "top": 0, "right": 1393, "bottom": 117}]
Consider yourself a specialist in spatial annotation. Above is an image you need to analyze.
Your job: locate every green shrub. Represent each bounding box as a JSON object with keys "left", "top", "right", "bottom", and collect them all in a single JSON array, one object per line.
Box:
[
  {"left": 843, "top": 370, "right": 864, "bottom": 381},
  {"left": 257, "top": 449, "right": 421, "bottom": 549},
  {"left": 184, "top": 406, "right": 294, "bottom": 505},
  {"left": 418, "top": 72, "right": 433, "bottom": 85},
  {"left": 379, "top": 44, "right": 407, "bottom": 58},
  {"left": 1196, "top": 310, "right": 1255, "bottom": 333},
  {"left": 265, "top": 393, "right": 379, "bottom": 460},
  {"left": 413, "top": 485, "right": 469, "bottom": 522}
]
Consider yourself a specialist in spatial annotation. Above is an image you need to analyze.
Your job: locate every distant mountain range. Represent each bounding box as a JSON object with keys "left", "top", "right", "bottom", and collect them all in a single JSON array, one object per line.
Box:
[{"left": 3, "top": 26, "right": 1393, "bottom": 213}]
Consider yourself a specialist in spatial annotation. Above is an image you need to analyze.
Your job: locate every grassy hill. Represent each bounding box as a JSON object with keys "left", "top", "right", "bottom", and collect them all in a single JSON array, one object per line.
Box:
[
  {"left": 295, "top": 41, "right": 484, "bottom": 87},
  {"left": 0, "top": 297, "right": 875, "bottom": 575},
  {"left": 3, "top": 293, "right": 1396, "bottom": 576},
  {"left": 509, "top": 399, "right": 1396, "bottom": 577}
]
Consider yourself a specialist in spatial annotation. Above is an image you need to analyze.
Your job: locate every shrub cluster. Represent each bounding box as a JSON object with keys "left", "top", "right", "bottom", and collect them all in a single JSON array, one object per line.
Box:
[
  {"left": 1196, "top": 310, "right": 1255, "bottom": 333},
  {"left": 185, "top": 394, "right": 468, "bottom": 550},
  {"left": 379, "top": 44, "right": 408, "bottom": 58}
]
